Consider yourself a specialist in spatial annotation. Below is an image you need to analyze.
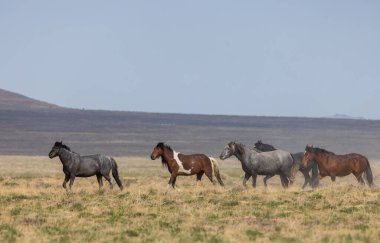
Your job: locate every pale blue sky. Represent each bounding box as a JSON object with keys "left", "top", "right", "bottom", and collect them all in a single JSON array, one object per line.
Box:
[{"left": 1, "top": 1, "right": 380, "bottom": 118}]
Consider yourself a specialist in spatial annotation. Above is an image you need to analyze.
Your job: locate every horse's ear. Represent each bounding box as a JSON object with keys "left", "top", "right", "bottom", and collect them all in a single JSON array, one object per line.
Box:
[{"left": 230, "top": 141, "right": 236, "bottom": 150}]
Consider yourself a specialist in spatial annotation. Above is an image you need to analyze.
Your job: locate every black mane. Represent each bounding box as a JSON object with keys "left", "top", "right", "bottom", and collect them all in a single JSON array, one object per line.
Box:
[
  {"left": 156, "top": 142, "right": 173, "bottom": 167},
  {"left": 61, "top": 144, "right": 71, "bottom": 151},
  {"left": 156, "top": 142, "right": 172, "bottom": 152},
  {"left": 54, "top": 141, "right": 75, "bottom": 153},
  {"left": 313, "top": 147, "right": 335, "bottom": 155}
]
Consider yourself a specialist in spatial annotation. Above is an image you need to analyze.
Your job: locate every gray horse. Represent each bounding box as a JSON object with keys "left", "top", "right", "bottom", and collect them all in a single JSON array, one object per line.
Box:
[
  {"left": 254, "top": 141, "right": 319, "bottom": 188},
  {"left": 219, "top": 141, "right": 297, "bottom": 188},
  {"left": 48, "top": 141, "right": 123, "bottom": 191}
]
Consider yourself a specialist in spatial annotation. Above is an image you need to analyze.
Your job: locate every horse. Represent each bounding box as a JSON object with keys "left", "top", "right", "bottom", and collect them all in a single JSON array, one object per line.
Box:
[
  {"left": 302, "top": 145, "right": 374, "bottom": 187},
  {"left": 150, "top": 142, "right": 224, "bottom": 188},
  {"left": 254, "top": 140, "right": 276, "bottom": 151},
  {"left": 220, "top": 141, "right": 297, "bottom": 188},
  {"left": 254, "top": 140, "right": 319, "bottom": 189},
  {"left": 48, "top": 141, "right": 123, "bottom": 191}
]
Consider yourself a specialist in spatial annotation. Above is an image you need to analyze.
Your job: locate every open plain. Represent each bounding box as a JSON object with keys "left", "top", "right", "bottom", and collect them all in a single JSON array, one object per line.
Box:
[
  {"left": 1, "top": 156, "right": 380, "bottom": 242},
  {"left": 1, "top": 89, "right": 380, "bottom": 242}
]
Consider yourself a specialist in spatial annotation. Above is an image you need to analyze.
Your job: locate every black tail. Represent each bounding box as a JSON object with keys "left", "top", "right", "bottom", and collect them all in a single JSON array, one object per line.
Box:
[
  {"left": 289, "top": 154, "right": 299, "bottom": 185},
  {"left": 363, "top": 159, "right": 374, "bottom": 187},
  {"left": 111, "top": 158, "right": 123, "bottom": 190}
]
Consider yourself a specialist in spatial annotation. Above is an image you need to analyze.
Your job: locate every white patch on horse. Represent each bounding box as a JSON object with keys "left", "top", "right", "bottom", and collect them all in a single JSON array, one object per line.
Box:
[
  {"left": 173, "top": 151, "right": 191, "bottom": 174},
  {"left": 209, "top": 157, "right": 215, "bottom": 180}
]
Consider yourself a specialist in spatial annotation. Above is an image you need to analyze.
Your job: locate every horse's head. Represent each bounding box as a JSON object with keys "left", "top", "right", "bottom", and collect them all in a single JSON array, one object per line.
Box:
[
  {"left": 302, "top": 144, "right": 315, "bottom": 166},
  {"left": 219, "top": 141, "right": 236, "bottom": 160},
  {"left": 150, "top": 142, "right": 165, "bottom": 160},
  {"left": 254, "top": 140, "right": 264, "bottom": 150},
  {"left": 255, "top": 140, "right": 262, "bottom": 146},
  {"left": 49, "top": 141, "right": 63, "bottom": 159}
]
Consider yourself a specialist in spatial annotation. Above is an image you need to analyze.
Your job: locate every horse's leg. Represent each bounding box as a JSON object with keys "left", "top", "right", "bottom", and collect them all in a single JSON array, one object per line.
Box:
[
  {"left": 69, "top": 175, "right": 76, "bottom": 191},
  {"left": 196, "top": 172, "right": 204, "bottom": 181},
  {"left": 354, "top": 172, "right": 365, "bottom": 185},
  {"left": 103, "top": 175, "right": 113, "bottom": 190},
  {"left": 205, "top": 170, "right": 216, "bottom": 185},
  {"left": 280, "top": 174, "right": 289, "bottom": 188},
  {"left": 196, "top": 172, "right": 204, "bottom": 186},
  {"left": 330, "top": 175, "right": 336, "bottom": 182},
  {"left": 263, "top": 175, "right": 274, "bottom": 187},
  {"left": 168, "top": 173, "right": 177, "bottom": 189},
  {"left": 310, "top": 163, "right": 319, "bottom": 188},
  {"left": 62, "top": 174, "right": 70, "bottom": 191},
  {"left": 243, "top": 173, "right": 251, "bottom": 188},
  {"left": 251, "top": 174, "right": 257, "bottom": 188},
  {"left": 96, "top": 174, "right": 103, "bottom": 190},
  {"left": 302, "top": 171, "right": 311, "bottom": 189}
]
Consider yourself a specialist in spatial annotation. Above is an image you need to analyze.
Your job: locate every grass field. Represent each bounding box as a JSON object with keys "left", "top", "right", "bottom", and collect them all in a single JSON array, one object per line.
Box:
[{"left": 1, "top": 156, "right": 380, "bottom": 242}]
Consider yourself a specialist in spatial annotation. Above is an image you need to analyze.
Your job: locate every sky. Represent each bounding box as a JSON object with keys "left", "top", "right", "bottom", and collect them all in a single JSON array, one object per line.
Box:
[{"left": 1, "top": 1, "right": 380, "bottom": 119}]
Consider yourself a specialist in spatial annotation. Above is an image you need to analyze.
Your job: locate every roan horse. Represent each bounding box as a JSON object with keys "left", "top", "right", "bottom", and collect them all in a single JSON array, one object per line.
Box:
[
  {"left": 254, "top": 140, "right": 319, "bottom": 188},
  {"left": 150, "top": 142, "right": 224, "bottom": 188},
  {"left": 220, "top": 142, "right": 297, "bottom": 188},
  {"left": 302, "top": 145, "right": 374, "bottom": 187},
  {"left": 48, "top": 141, "right": 123, "bottom": 191}
]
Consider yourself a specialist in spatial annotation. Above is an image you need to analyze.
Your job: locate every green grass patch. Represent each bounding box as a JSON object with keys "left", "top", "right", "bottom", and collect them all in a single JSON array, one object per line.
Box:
[
  {"left": 10, "top": 207, "right": 22, "bottom": 217},
  {"left": 340, "top": 207, "right": 358, "bottom": 214},
  {"left": 246, "top": 229, "right": 263, "bottom": 241},
  {"left": 0, "top": 224, "right": 21, "bottom": 242},
  {"left": 126, "top": 229, "right": 139, "bottom": 237}
]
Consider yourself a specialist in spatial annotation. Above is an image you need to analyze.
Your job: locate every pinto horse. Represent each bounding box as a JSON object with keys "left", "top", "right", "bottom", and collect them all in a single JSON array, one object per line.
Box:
[
  {"left": 302, "top": 145, "right": 374, "bottom": 187},
  {"left": 150, "top": 142, "right": 224, "bottom": 188}
]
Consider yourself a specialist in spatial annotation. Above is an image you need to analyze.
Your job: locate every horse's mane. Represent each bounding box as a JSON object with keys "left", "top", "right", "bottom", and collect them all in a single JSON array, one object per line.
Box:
[
  {"left": 230, "top": 142, "right": 247, "bottom": 156},
  {"left": 312, "top": 147, "right": 335, "bottom": 155},
  {"left": 55, "top": 142, "right": 79, "bottom": 154},
  {"left": 156, "top": 142, "right": 173, "bottom": 167},
  {"left": 61, "top": 144, "right": 72, "bottom": 151}
]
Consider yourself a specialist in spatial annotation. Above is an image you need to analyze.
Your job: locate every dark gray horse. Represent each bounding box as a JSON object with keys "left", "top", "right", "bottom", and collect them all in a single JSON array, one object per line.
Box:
[
  {"left": 220, "top": 142, "right": 298, "bottom": 188},
  {"left": 48, "top": 141, "right": 123, "bottom": 191},
  {"left": 254, "top": 140, "right": 319, "bottom": 188},
  {"left": 254, "top": 140, "right": 276, "bottom": 151}
]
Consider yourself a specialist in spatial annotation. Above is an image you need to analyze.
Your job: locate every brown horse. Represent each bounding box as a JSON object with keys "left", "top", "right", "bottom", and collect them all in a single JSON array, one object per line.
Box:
[
  {"left": 302, "top": 145, "right": 373, "bottom": 187},
  {"left": 150, "top": 142, "right": 224, "bottom": 188}
]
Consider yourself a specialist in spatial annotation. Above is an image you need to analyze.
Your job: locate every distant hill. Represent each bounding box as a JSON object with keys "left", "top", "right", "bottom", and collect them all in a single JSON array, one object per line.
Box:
[
  {"left": 0, "top": 88, "right": 62, "bottom": 110},
  {"left": 328, "top": 114, "right": 366, "bottom": 120},
  {"left": 1, "top": 88, "right": 380, "bottom": 159}
]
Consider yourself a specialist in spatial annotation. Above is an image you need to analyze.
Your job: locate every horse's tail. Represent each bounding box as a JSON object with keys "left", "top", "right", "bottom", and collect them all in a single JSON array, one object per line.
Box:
[
  {"left": 110, "top": 157, "right": 124, "bottom": 190},
  {"left": 363, "top": 158, "right": 374, "bottom": 187},
  {"left": 289, "top": 153, "right": 299, "bottom": 185},
  {"left": 209, "top": 157, "right": 224, "bottom": 186}
]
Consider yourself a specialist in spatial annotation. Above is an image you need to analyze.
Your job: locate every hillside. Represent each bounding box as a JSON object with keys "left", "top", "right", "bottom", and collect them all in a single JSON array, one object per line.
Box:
[
  {"left": 0, "top": 88, "right": 61, "bottom": 110},
  {"left": 1, "top": 88, "right": 380, "bottom": 159}
]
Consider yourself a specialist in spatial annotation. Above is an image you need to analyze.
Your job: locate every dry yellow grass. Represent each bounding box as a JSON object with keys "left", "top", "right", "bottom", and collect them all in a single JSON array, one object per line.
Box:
[{"left": 1, "top": 156, "right": 380, "bottom": 242}]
